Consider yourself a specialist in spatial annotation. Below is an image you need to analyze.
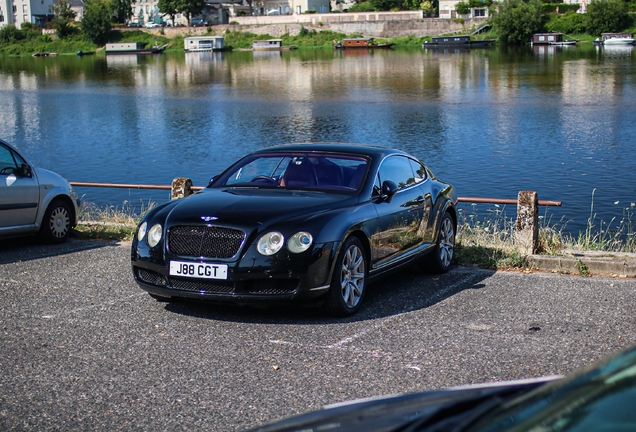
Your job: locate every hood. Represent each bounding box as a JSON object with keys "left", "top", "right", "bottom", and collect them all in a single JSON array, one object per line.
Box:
[
  {"left": 165, "top": 187, "right": 355, "bottom": 229},
  {"left": 33, "top": 167, "right": 72, "bottom": 189}
]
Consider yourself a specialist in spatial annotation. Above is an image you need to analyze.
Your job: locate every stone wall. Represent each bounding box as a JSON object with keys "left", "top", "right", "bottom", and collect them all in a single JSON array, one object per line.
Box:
[{"left": 155, "top": 16, "right": 487, "bottom": 38}]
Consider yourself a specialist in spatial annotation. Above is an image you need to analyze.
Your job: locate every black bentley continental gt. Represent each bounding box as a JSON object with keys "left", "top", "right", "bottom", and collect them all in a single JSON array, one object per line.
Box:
[{"left": 131, "top": 144, "right": 457, "bottom": 316}]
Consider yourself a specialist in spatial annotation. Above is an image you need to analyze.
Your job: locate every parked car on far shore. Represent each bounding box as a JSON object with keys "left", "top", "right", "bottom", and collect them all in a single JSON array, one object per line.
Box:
[
  {"left": 0, "top": 139, "right": 80, "bottom": 243},
  {"left": 191, "top": 18, "right": 208, "bottom": 27},
  {"left": 145, "top": 22, "right": 159, "bottom": 28}
]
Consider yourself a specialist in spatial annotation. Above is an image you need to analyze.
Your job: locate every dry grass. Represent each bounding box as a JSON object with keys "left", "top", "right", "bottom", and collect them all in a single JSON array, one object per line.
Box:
[{"left": 74, "top": 200, "right": 154, "bottom": 241}]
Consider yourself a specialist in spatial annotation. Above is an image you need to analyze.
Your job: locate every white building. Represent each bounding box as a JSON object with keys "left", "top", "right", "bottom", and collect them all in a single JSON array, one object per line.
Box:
[
  {"left": 0, "top": 0, "right": 55, "bottom": 27},
  {"left": 438, "top": 0, "right": 490, "bottom": 19}
]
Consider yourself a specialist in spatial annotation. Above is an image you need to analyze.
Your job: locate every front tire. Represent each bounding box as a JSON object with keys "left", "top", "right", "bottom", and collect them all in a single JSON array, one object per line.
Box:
[
  {"left": 325, "top": 237, "right": 367, "bottom": 317},
  {"left": 429, "top": 211, "right": 455, "bottom": 273},
  {"left": 39, "top": 199, "right": 72, "bottom": 243}
]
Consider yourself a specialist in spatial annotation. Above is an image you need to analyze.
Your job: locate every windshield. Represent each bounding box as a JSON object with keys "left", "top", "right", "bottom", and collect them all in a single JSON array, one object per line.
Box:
[
  {"left": 212, "top": 153, "right": 369, "bottom": 192},
  {"left": 470, "top": 346, "right": 636, "bottom": 432}
]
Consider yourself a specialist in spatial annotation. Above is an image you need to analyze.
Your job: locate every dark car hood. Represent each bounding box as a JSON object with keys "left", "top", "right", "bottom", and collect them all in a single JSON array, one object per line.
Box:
[
  {"left": 165, "top": 187, "right": 355, "bottom": 228},
  {"left": 245, "top": 377, "right": 558, "bottom": 432}
]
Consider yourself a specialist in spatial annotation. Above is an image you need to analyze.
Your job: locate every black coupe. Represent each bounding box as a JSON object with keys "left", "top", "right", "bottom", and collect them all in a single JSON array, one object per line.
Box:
[{"left": 131, "top": 144, "right": 457, "bottom": 316}]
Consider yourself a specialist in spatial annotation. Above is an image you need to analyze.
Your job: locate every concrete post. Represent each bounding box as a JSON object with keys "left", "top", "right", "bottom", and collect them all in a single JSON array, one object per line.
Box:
[
  {"left": 171, "top": 177, "right": 193, "bottom": 200},
  {"left": 516, "top": 190, "right": 539, "bottom": 255}
]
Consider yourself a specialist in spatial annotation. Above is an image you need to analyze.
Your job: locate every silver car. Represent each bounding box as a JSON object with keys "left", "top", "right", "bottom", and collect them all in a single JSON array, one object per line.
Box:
[{"left": 0, "top": 139, "right": 80, "bottom": 243}]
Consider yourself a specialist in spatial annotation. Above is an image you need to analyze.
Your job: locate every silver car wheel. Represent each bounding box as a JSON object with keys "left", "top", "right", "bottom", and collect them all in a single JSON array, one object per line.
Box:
[
  {"left": 49, "top": 204, "right": 70, "bottom": 239},
  {"left": 339, "top": 243, "right": 365, "bottom": 308},
  {"left": 438, "top": 215, "right": 455, "bottom": 268}
]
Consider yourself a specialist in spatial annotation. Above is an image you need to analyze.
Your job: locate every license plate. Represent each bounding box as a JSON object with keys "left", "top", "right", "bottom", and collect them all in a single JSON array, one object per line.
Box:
[{"left": 169, "top": 261, "right": 228, "bottom": 280}]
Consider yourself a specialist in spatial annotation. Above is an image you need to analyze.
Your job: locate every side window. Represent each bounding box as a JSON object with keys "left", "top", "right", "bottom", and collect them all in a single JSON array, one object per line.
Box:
[
  {"left": 377, "top": 156, "right": 416, "bottom": 190},
  {"left": 0, "top": 145, "right": 18, "bottom": 175},
  {"left": 409, "top": 159, "right": 427, "bottom": 183}
]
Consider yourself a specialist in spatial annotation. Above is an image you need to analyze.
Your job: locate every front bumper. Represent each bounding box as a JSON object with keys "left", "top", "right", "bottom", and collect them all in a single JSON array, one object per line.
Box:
[{"left": 131, "top": 240, "right": 339, "bottom": 304}]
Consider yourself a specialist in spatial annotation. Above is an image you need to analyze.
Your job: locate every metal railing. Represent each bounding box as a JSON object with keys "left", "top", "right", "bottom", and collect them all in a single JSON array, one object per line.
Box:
[
  {"left": 70, "top": 180, "right": 561, "bottom": 254},
  {"left": 69, "top": 181, "right": 562, "bottom": 207}
]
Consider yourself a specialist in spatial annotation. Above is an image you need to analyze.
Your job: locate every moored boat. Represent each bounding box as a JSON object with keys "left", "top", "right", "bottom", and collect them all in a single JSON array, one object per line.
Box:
[
  {"left": 422, "top": 35, "right": 494, "bottom": 48},
  {"left": 252, "top": 39, "right": 295, "bottom": 51},
  {"left": 531, "top": 32, "right": 577, "bottom": 46},
  {"left": 105, "top": 42, "right": 168, "bottom": 55},
  {"left": 32, "top": 52, "right": 57, "bottom": 57},
  {"left": 184, "top": 36, "right": 225, "bottom": 52},
  {"left": 598, "top": 33, "right": 635, "bottom": 45},
  {"left": 333, "top": 38, "right": 395, "bottom": 49}
]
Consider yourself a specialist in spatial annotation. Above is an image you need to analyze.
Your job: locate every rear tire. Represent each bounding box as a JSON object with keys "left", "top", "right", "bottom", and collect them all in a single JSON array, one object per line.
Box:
[
  {"left": 39, "top": 199, "right": 72, "bottom": 243},
  {"left": 324, "top": 237, "right": 367, "bottom": 317},
  {"left": 429, "top": 211, "right": 455, "bottom": 273}
]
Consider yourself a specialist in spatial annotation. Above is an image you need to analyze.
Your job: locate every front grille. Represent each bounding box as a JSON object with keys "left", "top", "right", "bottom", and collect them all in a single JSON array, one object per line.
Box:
[
  {"left": 169, "top": 225, "right": 246, "bottom": 258},
  {"left": 169, "top": 277, "right": 235, "bottom": 294},
  {"left": 246, "top": 279, "right": 299, "bottom": 295},
  {"left": 167, "top": 277, "right": 300, "bottom": 296}
]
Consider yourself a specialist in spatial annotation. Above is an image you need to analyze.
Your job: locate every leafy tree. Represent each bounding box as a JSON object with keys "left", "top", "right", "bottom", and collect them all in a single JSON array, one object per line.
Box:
[
  {"left": 176, "top": 0, "right": 206, "bottom": 24},
  {"left": 491, "top": 0, "right": 543, "bottom": 44},
  {"left": 348, "top": 1, "right": 376, "bottom": 11},
  {"left": 82, "top": 0, "right": 112, "bottom": 45},
  {"left": 157, "top": 0, "right": 179, "bottom": 25},
  {"left": 110, "top": 0, "right": 135, "bottom": 23},
  {"left": 369, "top": 0, "right": 402, "bottom": 10},
  {"left": 52, "top": 0, "right": 77, "bottom": 39},
  {"left": 586, "top": 0, "right": 629, "bottom": 36},
  {"left": 546, "top": 10, "right": 587, "bottom": 34},
  {"left": 420, "top": 0, "right": 434, "bottom": 14},
  {"left": 455, "top": 1, "right": 471, "bottom": 14},
  {"left": 0, "top": 25, "right": 23, "bottom": 43}
]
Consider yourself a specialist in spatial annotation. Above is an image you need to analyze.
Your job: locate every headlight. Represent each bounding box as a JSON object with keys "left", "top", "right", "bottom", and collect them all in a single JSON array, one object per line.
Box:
[
  {"left": 288, "top": 232, "right": 313, "bottom": 253},
  {"left": 147, "top": 223, "right": 163, "bottom": 247},
  {"left": 137, "top": 221, "right": 147, "bottom": 242},
  {"left": 257, "top": 232, "right": 284, "bottom": 255}
]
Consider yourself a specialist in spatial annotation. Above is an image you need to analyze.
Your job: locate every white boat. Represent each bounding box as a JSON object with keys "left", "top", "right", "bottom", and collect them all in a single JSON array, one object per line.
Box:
[
  {"left": 252, "top": 39, "right": 295, "bottom": 51},
  {"left": 184, "top": 36, "right": 225, "bottom": 52},
  {"left": 596, "top": 33, "right": 635, "bottom": 46},
  {"left": 603, "top": 37, "right": 635, "bottom": 45}
]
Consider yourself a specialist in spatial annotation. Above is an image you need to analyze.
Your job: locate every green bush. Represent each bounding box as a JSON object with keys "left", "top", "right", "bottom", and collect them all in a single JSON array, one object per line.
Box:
[
  {"left": 545, "top": 11, "right": 587, "bottom": 33},
  {"left": 347, "top": 1, "right": 376, "bottom": 11},
  {"left": 541, "top": 3, "right": 580, "bottom": 13}
]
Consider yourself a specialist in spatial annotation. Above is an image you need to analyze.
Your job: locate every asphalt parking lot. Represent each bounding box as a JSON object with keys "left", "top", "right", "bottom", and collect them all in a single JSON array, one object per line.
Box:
[{"left": 1, "top": 237, "right": 635, "bottom": 431}]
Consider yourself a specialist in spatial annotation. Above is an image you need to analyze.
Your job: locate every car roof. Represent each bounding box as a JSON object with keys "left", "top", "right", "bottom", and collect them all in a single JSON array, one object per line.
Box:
[{"left": 253, "top": 143, "right": 410, "bottom": 159}]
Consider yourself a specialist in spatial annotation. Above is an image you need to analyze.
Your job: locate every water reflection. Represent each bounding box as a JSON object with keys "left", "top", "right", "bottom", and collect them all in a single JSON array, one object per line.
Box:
[{"left": 0, "top": 45, "right": 634, "bottom": 234}]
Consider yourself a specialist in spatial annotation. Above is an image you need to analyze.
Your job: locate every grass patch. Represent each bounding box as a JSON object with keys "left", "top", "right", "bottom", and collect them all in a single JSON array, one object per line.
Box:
[{"left": 74, "top": 200, "right": 153, "bottom": 241}]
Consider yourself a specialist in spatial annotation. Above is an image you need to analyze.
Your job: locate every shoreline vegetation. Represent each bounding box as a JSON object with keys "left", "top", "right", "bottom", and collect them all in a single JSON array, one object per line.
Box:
[
  {"left": 0, "top": 25, "right": 602, "bottom": 57},
  {"left": 75, "top": 195, "right": 636, "bottom": 273}
]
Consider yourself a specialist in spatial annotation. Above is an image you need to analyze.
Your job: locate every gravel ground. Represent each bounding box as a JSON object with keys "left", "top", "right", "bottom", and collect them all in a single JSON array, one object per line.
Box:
[{"left": 1, "top": 237, "right": 635, "bottom": 431}]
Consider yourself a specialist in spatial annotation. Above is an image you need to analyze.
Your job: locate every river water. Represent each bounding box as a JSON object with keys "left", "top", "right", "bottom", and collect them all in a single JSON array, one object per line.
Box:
[{"left": 1, "top": 44, "right": 635, "bottom": 235}]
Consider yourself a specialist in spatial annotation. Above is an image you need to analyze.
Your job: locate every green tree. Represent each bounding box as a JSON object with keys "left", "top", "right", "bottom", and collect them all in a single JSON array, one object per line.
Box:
[
  {"left": 110, "top": 0, "right": 135, "bottom": 23},
  {"left": 586, "top": 0, "right": 629, "bottom": 36},
  {"left": 0, "top": 25, "right": 23, "bottom": 43},
  {"left": 157, "top": 0, "right": 179, "bottom": 25},
  {"left": 491, "top": 0, "right": 543, "bottom": 44},
  {"left": 82, "top": 0, "right": 112, "bottom": 45},
  {"left": 369, "top": 0, "right": 401, "bottom": 10},
  {"left": 52, "top": 0, "right": 77, "bottom": 39},
  {"left": 177, "top": 0, "right": 206, "bottom": 24},
  {"left": 455, "top": 1, "right": 471, "bottom": 14}
]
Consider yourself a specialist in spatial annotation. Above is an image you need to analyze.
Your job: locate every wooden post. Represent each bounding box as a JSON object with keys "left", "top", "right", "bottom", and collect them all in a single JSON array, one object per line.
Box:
[
  {"left": 516, "top": 190, "right": 539, "bottom": 255},
  {"left": 171, "top": 177, "right": 193, "bottom": 200}
]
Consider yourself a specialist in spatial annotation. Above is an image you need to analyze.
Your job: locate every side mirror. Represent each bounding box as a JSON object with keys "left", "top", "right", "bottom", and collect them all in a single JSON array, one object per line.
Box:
[
  {"left": 20, "top": 163, "right": 32, "bottom": 177},
  {"left": 380, "top": 180, "right": 398, "bottom": 203}
]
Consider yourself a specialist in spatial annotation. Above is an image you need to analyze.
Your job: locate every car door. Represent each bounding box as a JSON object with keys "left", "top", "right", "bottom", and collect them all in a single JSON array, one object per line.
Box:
[
  {"left": 0, "top": 144, "right": 39, "bottom": 229},
  {"left": 370, "top": 155, "right": 428, "bottom": 269}
]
